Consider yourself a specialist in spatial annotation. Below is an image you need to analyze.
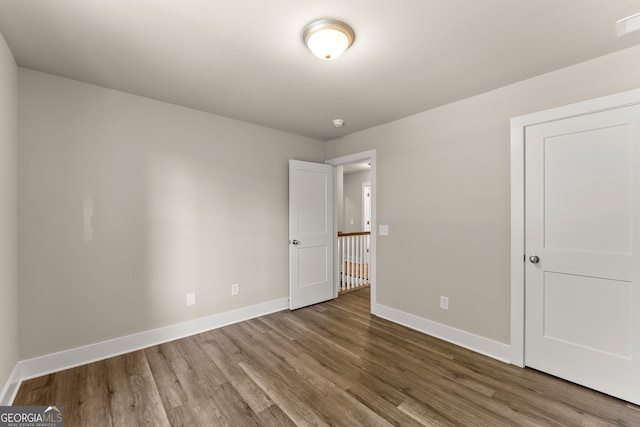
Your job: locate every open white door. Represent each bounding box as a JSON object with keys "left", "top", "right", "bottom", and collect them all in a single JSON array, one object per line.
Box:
[
  {"left": 525, "top": 104, "right": 640, "bottom": 405},
  {"left": 289, "top": 160, "right": 334, "bottom": 310}
]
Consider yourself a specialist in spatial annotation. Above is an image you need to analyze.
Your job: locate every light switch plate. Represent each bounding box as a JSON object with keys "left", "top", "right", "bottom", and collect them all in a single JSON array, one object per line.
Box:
[
  {"left": 186, "top": 292, "right": 196, "bottom": 306},
  {"left": 379, "top": 225, "right": 389, "bottom": 236}
]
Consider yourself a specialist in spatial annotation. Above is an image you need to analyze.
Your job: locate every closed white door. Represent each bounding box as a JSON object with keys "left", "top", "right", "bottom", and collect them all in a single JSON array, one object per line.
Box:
[
  {"left": 525, "top": 104, "right": 640, "bottom": 405},
  {"left": 289, "top": 160, "right": 335, "bottom": 310}
]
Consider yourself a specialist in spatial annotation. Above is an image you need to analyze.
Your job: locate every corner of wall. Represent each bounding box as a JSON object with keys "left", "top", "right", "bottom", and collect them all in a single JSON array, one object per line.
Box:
[{"left": 0, "top": 29, "right": 20, "bottom": 405}]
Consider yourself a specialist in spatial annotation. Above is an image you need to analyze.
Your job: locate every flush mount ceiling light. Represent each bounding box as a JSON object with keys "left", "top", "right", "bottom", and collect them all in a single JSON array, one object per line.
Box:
[{"left": 303, "top": 19, "right": 355, "bottom": 60}]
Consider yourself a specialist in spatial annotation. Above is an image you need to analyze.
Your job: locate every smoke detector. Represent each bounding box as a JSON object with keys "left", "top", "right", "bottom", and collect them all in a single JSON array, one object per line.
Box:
[{"left": 332, "top": 119, "right": 345, "bottom": 127}]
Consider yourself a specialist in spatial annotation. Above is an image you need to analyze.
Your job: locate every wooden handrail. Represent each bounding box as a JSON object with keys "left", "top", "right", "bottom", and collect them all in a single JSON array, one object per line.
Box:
[{"left": 338, "top": 231, "right": 371, "bottom": 237}]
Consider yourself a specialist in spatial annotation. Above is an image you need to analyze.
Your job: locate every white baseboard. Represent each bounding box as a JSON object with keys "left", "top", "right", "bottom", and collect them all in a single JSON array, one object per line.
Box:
[
  {"left": 5, "top": 297, "right": 288, "bottom": 401},
  {"left": 3, "top": 298, "right": 512, "bottom": 405},
  {"left": 0, "top": 364, "right": 21, "bottom": 406},
  {"left": 373, "top": 303, "right": 512, "bottom": 363}
]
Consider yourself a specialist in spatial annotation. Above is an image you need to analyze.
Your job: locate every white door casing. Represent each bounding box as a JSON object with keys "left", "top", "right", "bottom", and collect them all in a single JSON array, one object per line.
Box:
[
  {"left": 289, "top": 160, "right": 335, "bottom": 310},
  {"left": 511, "top": 89, "right": 640, "bottom": 405}
]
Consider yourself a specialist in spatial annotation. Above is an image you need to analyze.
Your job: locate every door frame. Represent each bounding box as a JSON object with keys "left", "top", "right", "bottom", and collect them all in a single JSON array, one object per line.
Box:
[
  {"left": 510, "top": 88, "right": 640, "bottom": 367},
  {"left": 326, "top": 149, "right": 377, "bottom": 313}
]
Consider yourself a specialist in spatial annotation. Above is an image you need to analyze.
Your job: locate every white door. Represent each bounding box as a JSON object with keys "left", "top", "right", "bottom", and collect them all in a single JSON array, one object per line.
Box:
[
  {"left": 289, "top": 160, "right": 335, "bottom": 310},
  {"left": 525, "top": 104, "right": 640, "bottom": 404}
]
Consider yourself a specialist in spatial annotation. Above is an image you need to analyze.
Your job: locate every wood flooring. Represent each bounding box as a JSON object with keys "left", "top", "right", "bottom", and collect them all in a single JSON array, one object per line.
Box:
[{"left": 14, "top": 288, "right": 640, "bottom": 426}]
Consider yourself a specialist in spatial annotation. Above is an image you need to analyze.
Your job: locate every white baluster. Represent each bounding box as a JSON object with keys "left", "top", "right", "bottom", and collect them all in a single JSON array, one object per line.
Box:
[
  {"left": 359, "top": 234, "right": 364, "bottom": 286},
  {"left": 354, "top": 235, "right": 359, "bottom": 288},
  {"left": 365, "top": 234, "right": 370, "bottom": 284},
  {"left": 353, "top": 235, "right": 358, "bottom": 288},
  {"left": 346, "top": 236, "right": 350, "bottom": 289},
  {"left": 337, "top": 232, "right": 372, "bottom": 293},
  {"left": 338, "top": 235, "right": 343, "bottom": 291},
  {"left": 357, "top": 235, "right": 362, "bottom": 287},
  {"left": 350, "top": 235, "right": 355, "bottom": 289}
]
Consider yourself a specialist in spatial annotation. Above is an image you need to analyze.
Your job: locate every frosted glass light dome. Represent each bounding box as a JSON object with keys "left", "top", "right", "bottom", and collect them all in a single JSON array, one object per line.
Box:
[{"left": 303, "top": 19, "right": 355, "bottom": 61}]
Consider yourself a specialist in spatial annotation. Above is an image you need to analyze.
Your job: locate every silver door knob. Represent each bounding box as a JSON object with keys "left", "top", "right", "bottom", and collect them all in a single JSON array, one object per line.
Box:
[
  {"left": 291, "top": 240, "right": 300, "bottom": 246},
  {"left": 529, "top": 255, "right": 540, "bottom": 264}
]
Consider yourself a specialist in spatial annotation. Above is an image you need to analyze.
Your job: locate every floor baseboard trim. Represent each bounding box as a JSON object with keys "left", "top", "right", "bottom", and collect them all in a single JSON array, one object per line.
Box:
[
  {"left": 5, "top": 299, "right": 511, "bottom": 404},
  {"left": 16, "top": 297, "right": 289, "bottom": 387},
  {"left": 0, "top": 363, "right": 21, "bottom": 406},
  {"left": 374, "top": 303, "right": 511, "bottom": 363}
]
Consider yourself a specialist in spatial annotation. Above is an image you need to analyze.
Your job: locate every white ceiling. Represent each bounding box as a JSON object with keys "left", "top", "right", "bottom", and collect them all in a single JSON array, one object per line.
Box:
[{"left": 1, "top": 1, "right": 640, "bottom": 141}]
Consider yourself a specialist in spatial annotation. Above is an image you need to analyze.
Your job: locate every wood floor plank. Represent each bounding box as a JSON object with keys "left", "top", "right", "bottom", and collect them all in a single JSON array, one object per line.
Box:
[
  {"left": 346, "top": 384, "right": 429, "bottom": 427},
  {"left": 105, "top": 351, "right": 170, "bottom": 426},
  {"left": 164, "top": 401, "right": 206, "bottom": 427},
  {"left": 13, "top": 287, "right": 640, "bottom": 426},
  {"left": 223, "top": 323, "right": 395, "bottom": 427},
  {"left": 144, "top": 344, "right": 190, "bottom": 410},
  {"left": 397, "top": 398, "right": 458, "bottom": 427},
  {"left": 256, "top": 405, "right": 297, "bottom": 427},
  {"left": 196, "top": 330, "right": 274, "bottom": 414},
  {"left": 238, "top": 358, "right": 331, "bottom": 426},
  {"left": 74, "top": 361, "right": 113, "bottom": 426},
  {"left": 49, "top": 365, "right": 85, "bottom": 426}
]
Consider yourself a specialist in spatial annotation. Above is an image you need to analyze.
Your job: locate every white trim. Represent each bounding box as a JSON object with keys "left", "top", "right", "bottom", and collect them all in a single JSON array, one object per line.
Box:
[
  {"left": 0, "top": 364, "right": 21, "bottom": 406},
  {"left": 332, "top": 166, "right": 340, "bottom": 298},
  {"left": 326, "top": 150, "right": 377, "bottom": 312},
  {"left": 362, "top": 182, "right": 371, "bottom": 232},
  {"left": 9, "top": 297, "right": 287, "bottom": 391},
  {"left": 510, "top": 119, "right": 526, "bottom": 367},
  {"left": 510, "top": 87, "right": 640, "bottom": 367},
  {"left": 376, "top": 304, "right": 511, "bottom": 363},
  {"left": 617, "top": 12, "right": 640, "bottom": 37},
  {"left": 512, "top": 88, "right": 640, "bottom": 129}
]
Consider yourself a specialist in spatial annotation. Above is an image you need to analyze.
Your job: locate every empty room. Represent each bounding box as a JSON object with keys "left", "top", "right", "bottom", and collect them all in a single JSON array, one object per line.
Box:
[{"left": 2, "top": 1, "right": 640, "bottom": 426}]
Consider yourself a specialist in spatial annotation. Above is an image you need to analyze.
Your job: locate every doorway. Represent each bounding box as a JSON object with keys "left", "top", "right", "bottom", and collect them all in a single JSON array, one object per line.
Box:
[{"left": 327, "top": 150, "right": 377, "bottom": 312}]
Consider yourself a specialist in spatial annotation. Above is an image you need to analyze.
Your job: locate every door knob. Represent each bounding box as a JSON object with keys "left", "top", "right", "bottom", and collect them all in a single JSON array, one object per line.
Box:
[{"left": 529, "top": 255, "right": 540, "bottom": 264}]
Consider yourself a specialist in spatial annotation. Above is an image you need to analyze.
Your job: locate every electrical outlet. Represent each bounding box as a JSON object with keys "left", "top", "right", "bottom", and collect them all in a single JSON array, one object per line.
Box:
[
  {"left": 186, "top": 292, "right": 196, "bottom": 306},
  {"left": 440, "top": 296, "right": 449, "bottom": 310},
  {"left": 231, "top": 283, "right": 239, "bottom": 296}
]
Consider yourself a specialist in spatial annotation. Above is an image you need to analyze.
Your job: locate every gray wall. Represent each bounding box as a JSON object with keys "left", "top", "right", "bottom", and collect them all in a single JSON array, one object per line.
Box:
[
  {"left": 0, "top": 32, "right": 18, "bottom": 391},
  {"left": 343, "top": 170, "right": 370, "bottom": 233},
  {"left": 18, "top": 69, "right": 325, "bottom": 359},
  {"left": 9, "top": 38, "right": 640, "bottom": 366},
  {"left": 326, "top": 44, "right": 640, "bottom": 344}
]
